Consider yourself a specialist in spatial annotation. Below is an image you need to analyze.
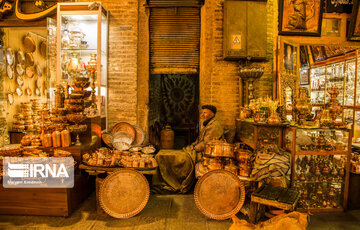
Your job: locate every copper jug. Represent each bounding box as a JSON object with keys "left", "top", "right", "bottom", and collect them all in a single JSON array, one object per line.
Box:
[
  {"left": 52, "top": 130, "right": 61, "bottom": 147},
  {"left": 160, "top": 125, "right": 174, "bottom": 149},
  {"left": 61, "top": 129, "right": 71, "bottom": 147}
]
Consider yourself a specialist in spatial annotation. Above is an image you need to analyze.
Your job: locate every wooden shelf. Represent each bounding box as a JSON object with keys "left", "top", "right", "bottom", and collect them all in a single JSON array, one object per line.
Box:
[{"left": 295, "top": 150, "right": 348, "bottom": 155}]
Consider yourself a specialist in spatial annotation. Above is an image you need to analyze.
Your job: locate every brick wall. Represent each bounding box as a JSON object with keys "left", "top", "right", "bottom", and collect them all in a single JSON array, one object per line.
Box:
[
  {"left": 200, "top": 0, "right": 276, "bottom": 129},
  {"left": 77, "top": 0, "right": 139, "bottom": 130}
]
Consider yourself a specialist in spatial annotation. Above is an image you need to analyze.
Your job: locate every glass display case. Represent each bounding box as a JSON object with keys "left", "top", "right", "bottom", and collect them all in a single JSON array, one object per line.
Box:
[
  {"left": 56, "top": 2, "right": 108, "bottom": 131},
  {"left": 310, "top": 66, "right": 326, "bottom": 105},
  {"left": 285, "top": 127, "right": 351, "bottom": 211},
  {"left": 309, "top": 58, "right": 356, "bottom": 108},
  {"left": 307, "top": 53, "right": 359, "bottom": 141}
]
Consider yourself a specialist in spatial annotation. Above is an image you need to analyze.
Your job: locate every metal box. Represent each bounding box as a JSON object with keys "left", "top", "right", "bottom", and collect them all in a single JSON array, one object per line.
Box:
[{"left": 223, "top": 0, "right": 267, "bottom": 60}]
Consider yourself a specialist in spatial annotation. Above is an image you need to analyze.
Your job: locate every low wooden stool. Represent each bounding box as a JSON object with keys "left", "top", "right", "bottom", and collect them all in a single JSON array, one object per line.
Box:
[{"left": 249, "top": 184, "right": 300, "bottom": 223}]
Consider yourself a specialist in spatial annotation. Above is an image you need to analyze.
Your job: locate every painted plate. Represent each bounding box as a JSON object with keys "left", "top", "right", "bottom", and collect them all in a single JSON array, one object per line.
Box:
[
  {"left": 25, "top": 52, "right": 34, "bottom": 66},
  {"left": 35, "top": 88, "right": 41, "bottom": 96},
  {"left": 17, "top": 76, "right": 24, "bottom": 86},
  {"left": 16, "top": 87, "right": 23, "bottom": 96},
  {"left": 194, "top": 169, "right": 246, "bottom": 220},
  {"left": 36, "top": 78, "right": 41, "bottom": 88},
  {"left": 39, "top": 40, "right": 47, "bottom": 58},
  {"left": 26, "top": 66, "right": 34, "bottom": 78},
  {"left": 7, "top": 65, "right": 13, "bottom": 79},
  {"left": 23, "top": 34, "right": 36, "bottom": 53},
  {"left": 8, "top": 93, "right": 14, "bottom": 105},
  {"left": 17, "top": 50, "right": 25, "bottom": 65},
  {"left": 5, "top": 48, "right": 14, "bottom": 66},
  {"left": 99, "top": 169, "right": 150, "bottom": 218},
  {"left": 111, "top": 122, "right": 136, "bottom": 143},
  {"left": 25, "top": 87, "right": 32, "bottom": 96},
  {"left": 36, "top": 65, "right": 42, "bottom": 77},
  {"left": 16, "top": 63, "right": 24, "bottom": 76}
]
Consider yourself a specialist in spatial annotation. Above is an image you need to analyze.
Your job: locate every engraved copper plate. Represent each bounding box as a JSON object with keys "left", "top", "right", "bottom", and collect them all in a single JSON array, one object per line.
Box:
[
  {"left": 194, "top": 169, "right": 246, "bottom": 220},
  {"left": 133, "top": 125, "right": 145, "bottom": 145},
  {"left": 110, "top": 122, "right": 136, "bottom": 143},
  {"left": 101, "top": 133, "right": 114, "bottom": 148},
  {"left": 99, "top": 169, "right": 150, "bottom": 218}
]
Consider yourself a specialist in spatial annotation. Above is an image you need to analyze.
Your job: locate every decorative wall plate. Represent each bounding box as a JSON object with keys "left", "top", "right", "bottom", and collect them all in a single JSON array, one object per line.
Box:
[
  {"left": 25, "top": 87, "right": 32, "bottom": 96},
  {"left": 16, "top": 87, "right": 23, "bottom": 96},
  {"left": 8, "top": 93, "right": 14, "bottom": 105},
  {"left": 99, "top": 169, "right": 150, "bottom": 218},
  {"left": 16, "top": 64, "right": 24, "bottom": 76},
  {"left": 17, "top": 50, "right": 25, "bottom": 65},
  {"left": 25, "top": 66, "right": 34, "bottom": 78},
  {"left": 23, "top": 34, "right": 36, "bottom": 53},
  {"left": 39, "top": 40, "right": 47, "bottom": 58},
  {"left": 194, "top": 169, "right": 246, "bottom": 220},
  {"left": 36, "top": 65, "right": 42, "bottom": 77},
  {"left": 17, "top": 76, "right": 24, "bottom": 86},
  {"left": 5, "top": 48, "right": 14, "bottom": 66},
  {"left": 6, "top": 65, "right": 13, "bottom": 79},
  {"left": 36, "top": 78, "right": 41, "bottom": 88},
  {"left": 25, "top": 52, "right": 34, "bottom": 66},
  {"left": 35, "top": 88, "right": 41, "bottom": 96}
]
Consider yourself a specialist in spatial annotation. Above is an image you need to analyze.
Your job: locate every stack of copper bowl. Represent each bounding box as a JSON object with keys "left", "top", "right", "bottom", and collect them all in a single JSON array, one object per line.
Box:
[
  {"left": 196, "top": 140, "right": 237, "bottom": 178},
  {"left": 49, "top": 108, "right": 68, "bottom": 131},
  {"left": 12, "top": 113, "right": 25, "bottom": 131},
  {"left": 234, "top": 143, "right": 253, "bottom": 177},
  {"left": 20, "top": 102, "right": 34, "bottom": 131},
  {"left": 30, "top": 99, "right": 46, "bottom": 131},
  {"left": 65, "top": 77, "right": 90, "bottom": 127}
]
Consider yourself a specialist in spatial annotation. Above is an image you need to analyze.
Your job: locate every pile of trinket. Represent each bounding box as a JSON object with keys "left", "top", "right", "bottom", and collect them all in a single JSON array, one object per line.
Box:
[{"left": 82, "top": 147, "right": 158, "bottom": 168}]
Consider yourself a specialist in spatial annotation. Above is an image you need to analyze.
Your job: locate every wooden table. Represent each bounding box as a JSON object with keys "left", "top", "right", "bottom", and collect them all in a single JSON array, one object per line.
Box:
[{"left": 79, "top": 164, "right": 157, "bottom": 175}]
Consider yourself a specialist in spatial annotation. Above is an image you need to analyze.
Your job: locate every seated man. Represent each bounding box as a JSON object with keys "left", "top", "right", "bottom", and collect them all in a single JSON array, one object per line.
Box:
[
  {"left": 152, "top": 104, "right": 224, "bottom": 194},
  {"left": 190, "top": 104, "right": 224, "bottom": 158}
]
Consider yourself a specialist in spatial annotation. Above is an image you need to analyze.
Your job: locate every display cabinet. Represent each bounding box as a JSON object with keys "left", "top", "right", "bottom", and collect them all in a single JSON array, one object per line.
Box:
[
  {"left": 310, "top": 66, "right": 326, "bottom": 105},
  {"left": 307, "top": 52, "right": 360, "bottom": 141},
  {"left": 285, "top": 127, "right": 351, "bottom": 211},
  {"left": 56, "top": 2, "right": 108, "bottom": 131},
  {"left": 236, "top": 119, "right": 287, "bottom": 149},
  {"left": 309, "top": 57, "right": 355, "bottom": 107}
]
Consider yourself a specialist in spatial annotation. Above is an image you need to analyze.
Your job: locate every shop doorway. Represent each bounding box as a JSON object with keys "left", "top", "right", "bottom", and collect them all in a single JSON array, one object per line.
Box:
[{"left": 149, "top": 74, "right": 199, "bottom": 149}]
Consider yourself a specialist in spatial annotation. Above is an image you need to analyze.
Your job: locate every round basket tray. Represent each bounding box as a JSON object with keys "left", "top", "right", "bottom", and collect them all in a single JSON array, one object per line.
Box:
[
  {"left": 194, "top": 169, "right": 246, "bottom": 220},
  {"left": 99, "top": 169, "right": 150, "bottom": 218}
]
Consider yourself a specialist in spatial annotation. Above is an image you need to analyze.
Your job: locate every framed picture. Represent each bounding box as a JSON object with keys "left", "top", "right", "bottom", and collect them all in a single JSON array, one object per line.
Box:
[
  {"left": 348, "top": 0, "right": 360, "bottom": 41},
  {"left": 284, "top": 43, "right": 295, "bottom": 70},
  {"left": 299, "top": 45, "right": 309, "bottom": 67},
  {"left": 299, "top": 67, "right": 310, "bottom": 85},
  {"left": 310, "top": 46, "right": 326, "bottom": 62},
  {"left": 325, "top": 0, "right": 353, "bottom": 14},
  {"left": 279, "top": 0, "right": 324, "bottom": 36}
]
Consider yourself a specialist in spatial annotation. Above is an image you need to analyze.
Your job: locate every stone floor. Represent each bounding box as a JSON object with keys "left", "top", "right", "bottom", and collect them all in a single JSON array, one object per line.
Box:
[{"left": 0, "top": 193, "right": 360, "bottom": 230}]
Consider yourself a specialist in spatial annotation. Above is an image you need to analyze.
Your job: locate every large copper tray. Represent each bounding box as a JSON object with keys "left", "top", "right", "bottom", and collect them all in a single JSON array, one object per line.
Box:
[
  {"left": 99, "top": 169, "right": 150, "bottom": 218},
  {"left": 194, "top": 169, "right": 245, "bottom": 220},
  {"left": 133, "top": 125, "right": 145, "bottom": 145},
  {"left": 111, "top": 122, "right": 136, "bottom": 143}
]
